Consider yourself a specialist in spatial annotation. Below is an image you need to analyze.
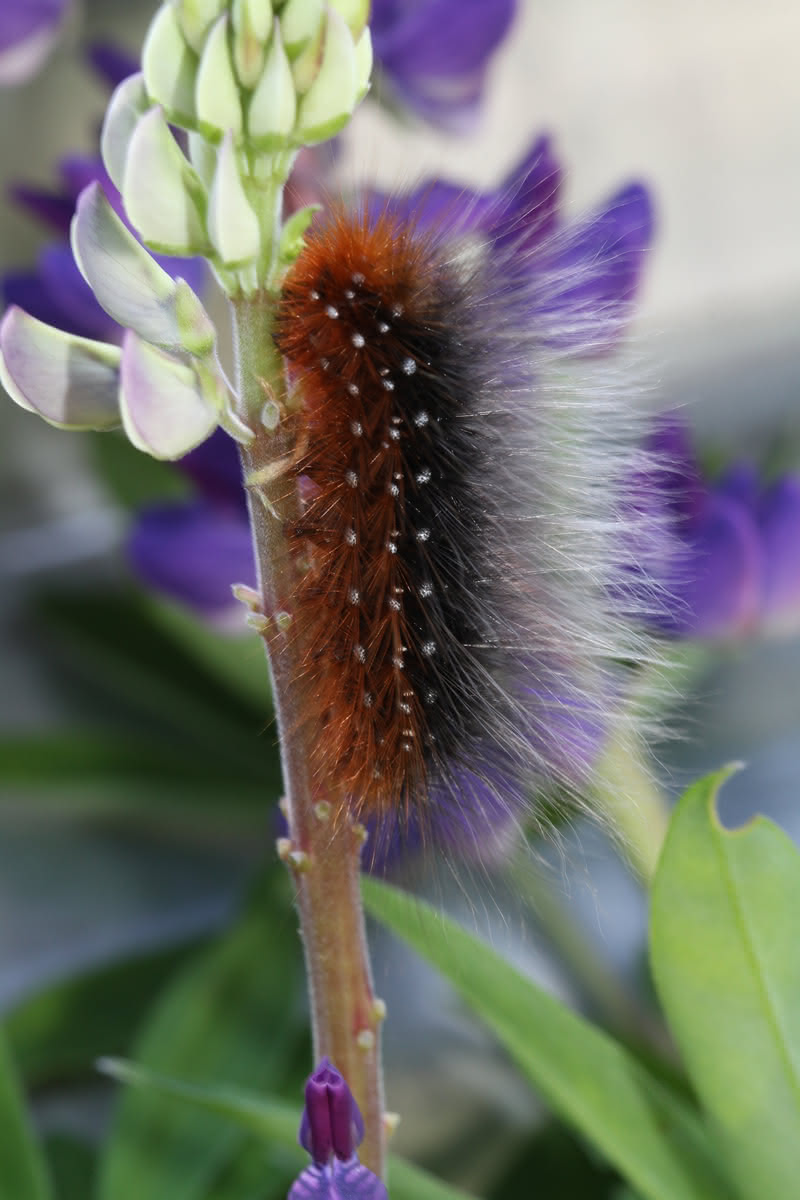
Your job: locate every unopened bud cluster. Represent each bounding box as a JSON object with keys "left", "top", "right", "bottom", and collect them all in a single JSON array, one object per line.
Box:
[
  {"left": 104, "top": 0, "right": 372, "bottom": 292},
  {"left": 0, "top": 0, "right": 373, "bottom": 459}
]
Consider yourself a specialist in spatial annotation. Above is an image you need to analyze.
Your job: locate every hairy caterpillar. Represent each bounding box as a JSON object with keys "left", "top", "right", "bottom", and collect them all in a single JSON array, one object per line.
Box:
[{"left": 273, "top": 201, "right": 662, "bottom": 854}]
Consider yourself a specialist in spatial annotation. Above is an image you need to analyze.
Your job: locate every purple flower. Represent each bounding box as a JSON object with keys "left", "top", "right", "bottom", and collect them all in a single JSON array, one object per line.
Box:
[
  {"left": 645, "top": 416, "right": 800, "bottom": 638},
  {"left": 0, "top": 0, "right": 71, "bottom": 87},
  {"left": 289, "top": 1059, "right": 387, "bottom": 1200},
  {"left": 370, "top": 135, "right": 653, "bottom": 349},
  {"left": 370, "top": 0, "right": 518, "bottom": 130}
]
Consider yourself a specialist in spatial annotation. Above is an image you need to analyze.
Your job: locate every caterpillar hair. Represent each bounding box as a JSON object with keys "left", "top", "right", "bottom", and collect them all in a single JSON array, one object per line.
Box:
[{"left": 273, "top": 197, "right": 666, "bottom": 864}]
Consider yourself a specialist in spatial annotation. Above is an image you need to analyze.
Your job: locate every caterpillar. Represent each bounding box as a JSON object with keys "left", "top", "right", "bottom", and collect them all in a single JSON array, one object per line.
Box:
[{"left": 273, "top": 202, "right": 661, "bottom": 854}]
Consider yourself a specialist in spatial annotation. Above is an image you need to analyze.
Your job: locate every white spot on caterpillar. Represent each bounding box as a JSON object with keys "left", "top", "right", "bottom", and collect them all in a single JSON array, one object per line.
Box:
[
  {"left": 351, "top": 332, "right": 365, "bottom": 348},
  {"left": 416, "top": 468, "right": 431, "bottom": 484},
  {"left": 383, "top": 379, "right": 395, "bottom": 391},
  {"left": 352, "top": 272, "right": 365, "bottom": 285},
  {"left": 354, "top": 644, "right": 366, "bottom": 663},
  {"left": 348, "top": 588, "right": 360, "bottom": 604},
  {"left": 377, "top": 322, "right": 389, "bottom": 334},
  {"left": 388, "top": 428, "right": 401, "bottom": 440},
  {"left": 422, "top": 641, "right": 436, "bottom": 657},
  {"left": 390, "top": 415, "right": 401, "bottom": 424},
  {"left": 402, "top": 357, "right": 417, "bottom": 375},
  {"left": 350, "top": 419, "right": 363, "bottom": 434},
  {"left": 348, "top": 384, "right": 360, "bottom": 397},
  {"left": 320, "top": 358, "right": 330, "bottom": 371},
  {"left": 401, "top": 741, "right": 412, "bottom": 753},
  {"left": 414, "top": 411, "right": 429, "bottom": 427},
  {"left": 388, "top": 597, "right": 401, "bottom": 611},
  {"left": 425, "top": 689, "right": 437, "bottom": 704},
  {"left": 420, "top": 582, "right": 433, "bottom": 598},
  {"left": 416, "top": 528, "right": 431, "bottom": 542},
  {"left": 399, "top": 702, "right": 411, "bottom": 714},
  {"left": 391, "top": 304, "right": 403, "bottom": 318},
  {"left": 392, "top": 654, "right": 404, "bottom": 669},
  {"left": 345, "top": 528, "right": 357, "bottom": 545},
  {"left": 386, "top": 540, "right": 398, "bottom": 554},
  {"left": 363, "top": 691, "right": 374, "bottom": 707},
  {"left": 325, "top": 305, "right": 339, "bottom": 319},
  {"left": 344, "top": 289, "right": 355, "bottom": 300},
  {"left": 345, "top": 470, "right": 358, "bottom": 487},
  {"left": 389, "top": 483, "right": 399, "bottom": 496},
  {"left": 310, "top": 290, "right": 320, "bottom": 300}
]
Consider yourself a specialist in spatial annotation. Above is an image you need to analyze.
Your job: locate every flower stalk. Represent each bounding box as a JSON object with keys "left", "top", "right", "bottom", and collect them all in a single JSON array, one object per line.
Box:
[{"left": 233, "top": 294, "right": 386, "bottom": 1176}]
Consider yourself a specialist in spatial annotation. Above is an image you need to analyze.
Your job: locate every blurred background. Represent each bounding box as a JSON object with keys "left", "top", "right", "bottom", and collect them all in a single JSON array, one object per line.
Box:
[{"left": 1, "top": 1, "right": 800, "bottom": 1196}]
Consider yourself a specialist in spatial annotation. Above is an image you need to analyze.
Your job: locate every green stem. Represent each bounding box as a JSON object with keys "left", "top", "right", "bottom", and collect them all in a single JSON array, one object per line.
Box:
[{"left": 232, "top": 295, "right": 386, "bottom": 1176}]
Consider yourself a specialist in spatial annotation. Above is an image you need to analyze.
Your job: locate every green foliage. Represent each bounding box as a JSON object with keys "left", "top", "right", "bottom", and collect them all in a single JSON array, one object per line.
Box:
[
  {"left": 361, "top": 876, "right": 730, "bottom": 1200},
  {"left": 96, "top": 870, "right": 307, "bottom": 1200},
  {"left": 651, "top": 767, "right": 800, "bottom": 1199},
  {"left": 0, "top": 1030, "right": 53, "bottom": 1200}
]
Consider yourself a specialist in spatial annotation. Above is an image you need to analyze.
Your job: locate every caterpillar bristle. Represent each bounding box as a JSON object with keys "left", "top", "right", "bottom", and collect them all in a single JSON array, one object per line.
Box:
[{"left": 274, "top": 202, "right": 665, "bottom": 850}]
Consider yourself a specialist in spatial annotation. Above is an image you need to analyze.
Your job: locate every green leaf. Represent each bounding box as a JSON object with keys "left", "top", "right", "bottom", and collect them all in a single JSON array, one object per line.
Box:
[
  {"left": 650, "top": 767, "right": 800, "bottom": 1200},
  {"left": 0, "top": 731, "right": 269, "bottom": 825},
  {"left": 0, "top": 1029, "right": 53, "bottom": 1200},
  {"left": 43, "top": 1136, "right": 96, "bottom": 1200},
  {"left": 362, "top": 878, "right": 730, "bottom": 1200},
  {"left": 99, "top": 1058, "right": 479, "bottom": 1200},
  {"left": 89, "top": 431, "right": 191, "bottom": 509},
  {"left": 6, "top": 941, "right": 200, "bottom": 1089},
  {"left": 96, "top": 870, "right": 307, "bottom": 1200}
]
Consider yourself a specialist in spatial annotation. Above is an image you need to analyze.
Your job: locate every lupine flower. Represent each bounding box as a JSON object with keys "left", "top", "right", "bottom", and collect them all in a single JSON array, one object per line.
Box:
[
  {"left": 289, "top": 1059, "right": 387, "bottom": 1200},
  {"left": 129, "top": 136, "right": 653, "bottom": 624},
  {"left": 370, "top": 0, "right": 518, "bottom": 130},
  {"left": 0, "top": 0, "right": 71, "bottom": 87},
  {"left": 645, "top": 416, "right": 800, "bottom": 638}
]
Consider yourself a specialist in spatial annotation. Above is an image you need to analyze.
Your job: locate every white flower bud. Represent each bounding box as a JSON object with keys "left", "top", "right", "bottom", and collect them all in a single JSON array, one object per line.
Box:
[
  {"left": 295, "top": 6, "right": 358, "bottom": 144},
  {"left": 248, "top": 19, "right": 296, "bottom": 144},
  {"left": 232, "top": 0, "right": 273, "bottom": 87},
  {"left": 123, "top": 107, "right": 209, "bottom": 255},
  {"left": 207, "top": 131, "right": 261, "bottom": 267},
  {"left": 142, "top": 3, "right": 196, "bottom": 124},
  {"left": 195, "top": 14, "right": 244, "bottom": 138},
  {"left": 174, "top": 0, "right": 228, "bottom": 52}
]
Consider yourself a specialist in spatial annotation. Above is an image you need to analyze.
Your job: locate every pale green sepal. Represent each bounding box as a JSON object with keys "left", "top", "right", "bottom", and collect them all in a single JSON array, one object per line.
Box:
[
  {"left": 207, "top": 131, "right": 261, "bottom": 268},
  {"left": 101, "top": 72, "right": 149, "bottom": 193},
  {"left": 280, "top": 0, "right": 323, "bottom": 58},
  {"left": 247, "top": 20, "right": 296, "bottom": 141},
  {"left": 123, "top": 107, "right": 209, "bottom": 255},
  {"left": 278, "top": 203, "right": 321, "bottom": 265},
  {"left": 295, "top": 6, "right": 357, "bottom": 142},
  {"left": 194, "top": 358, "right": 254, "bottom": 444},
  {"left": 175, "top": 0, "right": 227, "bottom": 52},
  {"left": 119, "top": 332, "right": 217, "bottom": 459},
  {"left": 142, "top": 3, "right": 197, "bottom": 125},
  {"left": 173, "top": 280, "right": 217, "bottom": 357},
  {"left": 195, "top": 14, "right": 243, "bottom": 139},
  {"left": 231, "top": 0, "right": 272, "bottom": 87},
  {"left": 0, "top": 308, "right": 121, "bottom": 431},
  {"left": 330, "top": 0, "right": 369, "bottom": 38},
  {"left": 353, "top": 25, "right": 372, "bottom": 100}
]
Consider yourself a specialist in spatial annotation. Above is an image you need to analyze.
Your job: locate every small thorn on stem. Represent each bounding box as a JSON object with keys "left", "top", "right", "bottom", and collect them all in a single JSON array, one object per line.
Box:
[
  {"left": 245, "top": 611, "right": 271, "bottom": 633},
  {"left": 371, "top": 998, "right": 387, "bottom": 1022},
  {"left": 383, "top": 1112, "right": 401, "bottom": 1139},
  {"left": 276, "top": 837, "right": 310, "bottom": 872},
  {"left": 314, "top": 801, "right": 332, "bottom": 822},
  {"left": 352, "top": 822, "right": 368, "bottom": 846},
  {"left": 275, "top": 610, "right": 293, "bottom": 633},
  {"left": 356, "top": 1029, "right": 376, "bottom": 1051},
  {"left": 232, "top": 583, "right": 261, "bottom": 610}
]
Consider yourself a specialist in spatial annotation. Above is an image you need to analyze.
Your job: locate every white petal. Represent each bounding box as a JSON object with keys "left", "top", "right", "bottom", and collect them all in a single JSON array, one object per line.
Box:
[
  {"left": 122, "top": 107, "right": 209, "bottom": 255},
  {"left": 119, "top": 332, "right": 217, "bottom": 459},
  {"left": 195, "top": 14, "right": 243, "bottom": 137},
  {"left": 0, "top": 308, "right": 120, "bottom": 431},
  {"left": 207, "top": 132, "right": 261, "bottom": 266},
  {"left": 101, "top": 72, "right": 150, "bottom": 193},
  {"left": 142, "top": 2, "right": 197, "bottom": 123}
]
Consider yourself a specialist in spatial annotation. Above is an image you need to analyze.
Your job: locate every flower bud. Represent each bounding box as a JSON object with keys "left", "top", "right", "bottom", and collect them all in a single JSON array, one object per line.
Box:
[
  {"left": 195, "top": 14, "right": 244, "bottom": 138},
  {"left": 142, "top": 3, "right": 197, "bottom": 124}
]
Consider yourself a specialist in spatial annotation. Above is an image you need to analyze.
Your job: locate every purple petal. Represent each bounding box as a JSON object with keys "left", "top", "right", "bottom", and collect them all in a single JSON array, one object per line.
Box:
[
  {"left": 540, "top": 182, "right": 654, "bottom": 345},
  {"left": 643, "top": 414, "right": 705, "bottom": 523},
  {"left": 178, "top": 429, "right": 248, "bottom": 513},
  {"left": 364, "top": 179, "right": 490, "bottom": 241},
  {"left": 488, "top": 134, "right": 563, "bottom": 254},
  {"left": 8, "top": 183, "right": 75, "bottom": 235},
  {"left": 2, "top": 269, "right": 90, "bottom": 336},
  {"left": 39, "top": 243, "right": 120, "bottom": 342},
  {"left": 658, "top": 491, "right": 763, "bottom": 638},
  {"left": 371, "top": 0, "right": 517, "bottom": 130},
  {"left": 128, "top": 501, "right": 255, "bottom": 617},
  {"left": 0, "top": 0, "right": 70, "bottom": 84},
  {"left": 289, "top": 1158, "right": 388, "bottom": 1200},
  {"left": 299, "top": 1059, "right": 363, "bottom": 1165},
  {"left": 758, "top": 475, "right": 800, "bottom": 634},
  {"left": 87, "top": 41, "right": 139, "bottom": 90}
]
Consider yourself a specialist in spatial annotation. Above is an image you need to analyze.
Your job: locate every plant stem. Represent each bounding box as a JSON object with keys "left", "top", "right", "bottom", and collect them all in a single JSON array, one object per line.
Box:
[{"left": 232, "top": 295, "right": 386, "bottom": 1176}]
